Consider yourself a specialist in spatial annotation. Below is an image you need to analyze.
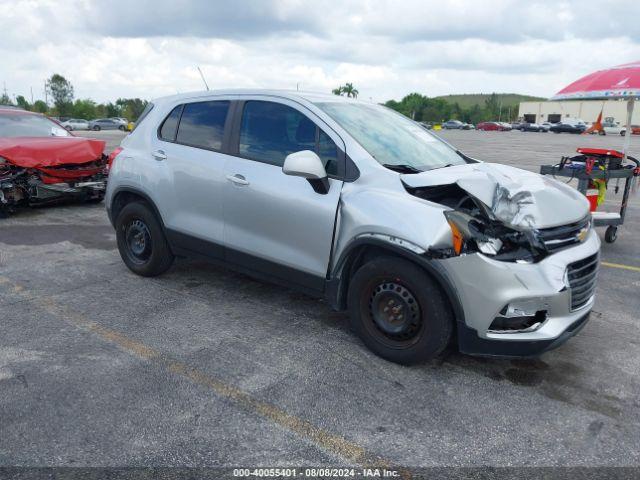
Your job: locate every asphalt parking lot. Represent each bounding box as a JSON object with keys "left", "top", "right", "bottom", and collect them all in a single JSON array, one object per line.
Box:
[{"left": 1, "top": 129, "right": 639, "bottom": 471}]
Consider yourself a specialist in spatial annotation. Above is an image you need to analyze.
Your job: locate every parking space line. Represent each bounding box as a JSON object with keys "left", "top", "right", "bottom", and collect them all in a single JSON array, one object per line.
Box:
[
  {"left": 601, "top": 261, "right": 640, "bottom": 272},
  {"left": 0, "top": 275, "right": 396, "bottom": 473}
]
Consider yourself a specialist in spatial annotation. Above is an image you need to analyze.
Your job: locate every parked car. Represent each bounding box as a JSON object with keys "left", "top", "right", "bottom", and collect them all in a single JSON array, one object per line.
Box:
[
  {"left": 89, "top": 118, "right": 127, "bottom": 131},
  {"left": 462, "top": 123, "right": 474, "bottom": 130},
  {"left": 61, "top": 118, "right": 90, "bottom": 131},
  {"left": 519, "top": 122, "right": 543, "bottom": 132},
  {"left": 498, "top": 122, "right": 513, "bottom": 131},
  {"left": 540, "top": 122, "right": 553, "bottom": 132},
  {"left": 442, "top": 120, "right": 465, "bottom": 129},
  {"left": 476, "top": 122, "right": 508, "bottom": 131},
  {"left": 110, "top": 117, "right": 129, "bottom": 127},
  {"left": 593, "top": 121, "right": 626, "bottom": 136},
  {"left": 0, "top": 107, "right": 108, "bottom": 216},
  {"left": 510, "top": 122, "right": 522, "bottom": 130},
  {"left": 550, "top": 121, "right": 587, "bottom": 134},
  {"left": 106, "top": 90, "right": 599, "bottom": 364}
]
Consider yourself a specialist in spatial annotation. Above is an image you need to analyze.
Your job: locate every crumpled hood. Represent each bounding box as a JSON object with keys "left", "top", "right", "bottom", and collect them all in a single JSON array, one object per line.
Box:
[
  {"left": 0, "top": 137, "right": 106, "bottom": 168},
  {"left": 401, "top": 162, "right": 590, "bottom": 229}
]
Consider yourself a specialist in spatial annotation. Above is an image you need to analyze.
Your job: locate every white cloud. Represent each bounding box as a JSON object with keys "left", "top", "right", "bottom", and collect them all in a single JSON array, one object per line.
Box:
[{"left": 1, "top": 0, "right": 640, "bottom": 104}]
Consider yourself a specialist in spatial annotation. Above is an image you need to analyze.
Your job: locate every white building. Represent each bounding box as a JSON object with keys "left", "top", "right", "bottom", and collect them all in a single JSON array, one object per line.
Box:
[{"left": 518, "top": 99, "right": 639, "bottom": 124}]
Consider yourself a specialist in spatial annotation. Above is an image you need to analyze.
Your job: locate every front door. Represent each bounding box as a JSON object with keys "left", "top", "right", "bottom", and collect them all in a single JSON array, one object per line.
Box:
[{"left": 223, "top": 99, "right": 344, "bottom": 291}]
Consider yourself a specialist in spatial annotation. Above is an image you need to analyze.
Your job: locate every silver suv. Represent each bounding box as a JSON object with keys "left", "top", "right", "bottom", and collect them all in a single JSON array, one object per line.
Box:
[{"left": 106, "top": 90, "right": 599, "bottom": 364}]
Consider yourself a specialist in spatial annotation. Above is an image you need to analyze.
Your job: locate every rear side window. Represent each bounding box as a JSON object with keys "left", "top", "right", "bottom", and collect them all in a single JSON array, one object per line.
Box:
[
  {"left": 159, "top": 105, "right": 182, "bottom": 141},
  {"left": 239, "top": 101, "right": 338, "bottom": 174},
  {"left": 176, "top": 101, "right": 229, "bottom": 150}
]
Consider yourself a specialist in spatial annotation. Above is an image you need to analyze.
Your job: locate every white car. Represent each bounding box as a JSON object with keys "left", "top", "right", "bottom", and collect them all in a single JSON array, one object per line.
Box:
[
  {"left": 60, "top": 118, "right": 90, "bottom": 131},
  {"left": 598, "top": 121, "right": 626, "bottom": 136}
]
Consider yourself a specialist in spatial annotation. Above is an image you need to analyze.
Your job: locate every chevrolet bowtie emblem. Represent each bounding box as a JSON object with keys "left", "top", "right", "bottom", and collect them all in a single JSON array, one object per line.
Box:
[{"left": 577, "top": 227, "right": 589, "bottom": 242}]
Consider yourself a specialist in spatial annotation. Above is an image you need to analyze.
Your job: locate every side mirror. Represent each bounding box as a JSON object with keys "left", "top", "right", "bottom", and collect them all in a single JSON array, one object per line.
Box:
[{"left": 282, "top": 150, "right": 330, "bottom": 194}]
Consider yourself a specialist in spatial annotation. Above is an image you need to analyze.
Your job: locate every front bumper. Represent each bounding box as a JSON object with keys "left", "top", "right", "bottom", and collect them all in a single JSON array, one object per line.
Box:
[{"left": 439, "top": 229, "right": 600, "bottom": 357}]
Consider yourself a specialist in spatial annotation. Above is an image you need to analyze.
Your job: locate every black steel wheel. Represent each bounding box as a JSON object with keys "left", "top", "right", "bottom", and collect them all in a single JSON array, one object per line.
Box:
[
  {"left": 115, "top": 202, "right": 174, "bottom": 276},
  {"left": 348, "top": 256, "right": 453, "bottom": 364},
  {"left": 124, "top": 219, "right": 152, "bottom": 265},
  {"left": 368, "top": 281, "right": 423, "bottom": 348},
  {"left": 605, "top": 226, "right": 618, "bottom": 243}
]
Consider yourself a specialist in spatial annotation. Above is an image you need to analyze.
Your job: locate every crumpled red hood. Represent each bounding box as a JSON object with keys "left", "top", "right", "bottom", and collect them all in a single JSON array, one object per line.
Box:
[{"left": 0, "top": 136, "right": 106, "bottom": 168}]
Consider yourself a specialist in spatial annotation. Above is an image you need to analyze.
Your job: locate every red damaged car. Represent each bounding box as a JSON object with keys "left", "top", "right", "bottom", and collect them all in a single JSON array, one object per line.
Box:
[{"left": 0, "top": 107, "right": 108, "bottom": 217}]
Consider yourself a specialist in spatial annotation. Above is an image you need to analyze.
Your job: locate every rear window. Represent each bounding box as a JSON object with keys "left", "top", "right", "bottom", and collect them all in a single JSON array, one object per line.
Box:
[
  {"left": 159, "top": 106, "right": 182, "bottom": 142},
  {"left": 176, "top": 101, "right": 229, "bottom": 150}
]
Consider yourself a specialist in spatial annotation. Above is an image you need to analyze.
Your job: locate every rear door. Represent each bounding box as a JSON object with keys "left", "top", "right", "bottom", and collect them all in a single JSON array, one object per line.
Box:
[
  {"left": 152, "top": 100, "right": 233, "bottom": 257},
  {"left": 222, "top": 98, "right": 344, "bottom": 291}
]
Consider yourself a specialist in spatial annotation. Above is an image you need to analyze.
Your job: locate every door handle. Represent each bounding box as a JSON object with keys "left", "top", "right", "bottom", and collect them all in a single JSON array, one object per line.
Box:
[
  {"left": 226, "top": 174, "right": 250, "bottom": 186},
  {"left": 152, "top": 149, "right": 167, "bottom": 161}
]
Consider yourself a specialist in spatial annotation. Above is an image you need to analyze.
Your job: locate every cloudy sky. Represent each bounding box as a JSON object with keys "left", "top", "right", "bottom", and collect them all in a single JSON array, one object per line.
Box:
[{"left": 2, "top": 0, "right": 640, "bottom": 104}]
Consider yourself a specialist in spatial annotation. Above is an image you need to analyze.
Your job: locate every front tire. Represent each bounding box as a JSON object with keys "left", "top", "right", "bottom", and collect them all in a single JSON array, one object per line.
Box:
[
  {"left": 347, "top": 256, "right": 453, "bottom": 365},
  {"left": 115, "top": 202, "right": 174, "bottom": 276},
  {"left": 93, "top": 125, "right": 101, "bottom": 131}
]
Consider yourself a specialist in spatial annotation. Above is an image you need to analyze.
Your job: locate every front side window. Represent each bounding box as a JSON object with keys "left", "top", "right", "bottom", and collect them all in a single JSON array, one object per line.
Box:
[
  {"left": 239, "top": 101, "right": 338, "bottom": 174},
  {"left": 176, "top": 101, "right": 229, "bottom": 150},
  {"left": 315, "top": 101, "right": 466, "bottom": 172}
]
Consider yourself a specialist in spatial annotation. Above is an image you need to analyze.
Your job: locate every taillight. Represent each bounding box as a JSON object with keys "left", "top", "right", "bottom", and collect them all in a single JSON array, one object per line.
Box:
[{"left": 106, "top": 147, "right": 123, "bottom": 172}]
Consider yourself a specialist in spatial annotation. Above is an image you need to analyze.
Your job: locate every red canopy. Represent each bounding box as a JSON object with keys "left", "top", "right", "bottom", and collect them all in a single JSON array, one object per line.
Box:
[{"left": 552, "top": 61, "right": 640, "bottom": 100}]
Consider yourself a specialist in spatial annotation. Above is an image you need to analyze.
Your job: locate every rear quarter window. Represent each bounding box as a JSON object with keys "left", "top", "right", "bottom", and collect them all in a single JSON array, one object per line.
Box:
[{"left": 159, "top": 105, "right": 182, "bottom": 142}]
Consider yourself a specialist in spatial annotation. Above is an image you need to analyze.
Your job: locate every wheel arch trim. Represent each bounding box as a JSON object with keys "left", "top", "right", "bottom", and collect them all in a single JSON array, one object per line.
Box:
[
  {"left": 327, "top": 237, "right": 465, "bottom": 327},
  {"left": 108, "top": 186, "right": 166, "bottom": 231}
]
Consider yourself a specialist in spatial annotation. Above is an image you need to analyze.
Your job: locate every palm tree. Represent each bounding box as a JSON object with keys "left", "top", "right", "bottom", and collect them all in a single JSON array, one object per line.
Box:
[
  {"left": 342, "top": 83, "right": 359, "bottom": 98},
  {"left": 331, "top": 83, "right": 359, "bottom": 98}
]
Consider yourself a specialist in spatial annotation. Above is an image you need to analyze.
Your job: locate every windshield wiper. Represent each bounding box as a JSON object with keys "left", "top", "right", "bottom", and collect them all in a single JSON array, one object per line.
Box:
[{"left": 382, "top": 163, "right": 423, "bottom": 174}]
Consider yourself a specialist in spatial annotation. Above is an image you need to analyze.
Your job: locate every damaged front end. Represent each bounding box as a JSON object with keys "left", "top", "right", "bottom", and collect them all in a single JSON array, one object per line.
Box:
[
  {"left": 403, "top": 163, "right": 592, "bottom": 263},
  {"left": 0, "top": 157, "right": 108, "bottom": 217},
  {"left": 401, "top": 163, "right": 598, "bottom": 354},
  {"left": 0, "top": 136, "right": 108, "bottom": 217}
]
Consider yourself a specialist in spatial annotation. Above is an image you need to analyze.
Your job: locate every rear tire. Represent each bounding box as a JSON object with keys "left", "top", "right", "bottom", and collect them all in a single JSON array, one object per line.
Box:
[
  {"left": 115, "top": 202, "right": 174, "bottom": 276},
  {"left": 347, "top": 256, "right": 453, "bottom": 365},
  {"left": 118, "top": 125, "right": 126, "bottom": 131},
  {"left": 93, "top": 125, "right": 101, "bottom": 131}
]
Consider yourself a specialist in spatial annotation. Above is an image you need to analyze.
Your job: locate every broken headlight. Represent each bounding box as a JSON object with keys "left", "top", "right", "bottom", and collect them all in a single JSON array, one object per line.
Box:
[{"left": 443, "top": 210, "right": 545, "bottom": 262}]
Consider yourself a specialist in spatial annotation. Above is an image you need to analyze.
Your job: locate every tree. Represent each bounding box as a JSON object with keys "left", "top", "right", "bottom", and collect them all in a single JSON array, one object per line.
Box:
[
  {"left": 0, "top": 92, "right": 13, "bottom": 105},
  {"left": 15, "top": 95, "right": 30, "bottom": 110},
  {"left": 33, "top": 100, "right": 48, "bottom": 113},
  {"left": 46, "top": 74, "right": 74, "bottom": 116},
  {"left": 342, "top": 83, "right": 358, "bottom": 98},
  {"left": 332, "top": 83, "right": 359, "bottom": 98},
  {"left": 115, "top": 98, "right": 148, "bottom": 121},
  {"left": 72, "top": 99, "right": 97, "bottom": 119}
]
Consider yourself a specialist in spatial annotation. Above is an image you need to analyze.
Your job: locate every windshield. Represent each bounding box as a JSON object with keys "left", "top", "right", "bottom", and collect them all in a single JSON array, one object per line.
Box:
[
  {"left": 314, "top": 102, "right": 466, "bottom": 172},
  {"left": 0, "top": 113, "right": 71, "bottom": 138}
]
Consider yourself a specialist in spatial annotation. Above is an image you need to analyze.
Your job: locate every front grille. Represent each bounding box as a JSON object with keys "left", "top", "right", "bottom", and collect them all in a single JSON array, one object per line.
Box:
[
  {"left": 567, "top": 253, "right": 599, "bottom": 311},
  {"left": 538, "top": 216, "right": 591, "bottom": 252}
]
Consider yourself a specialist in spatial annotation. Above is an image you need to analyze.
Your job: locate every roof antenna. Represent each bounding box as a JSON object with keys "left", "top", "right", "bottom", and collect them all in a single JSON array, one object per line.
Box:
[{"left": 197, "top": 66, "right": 210, "bottom": 91}]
